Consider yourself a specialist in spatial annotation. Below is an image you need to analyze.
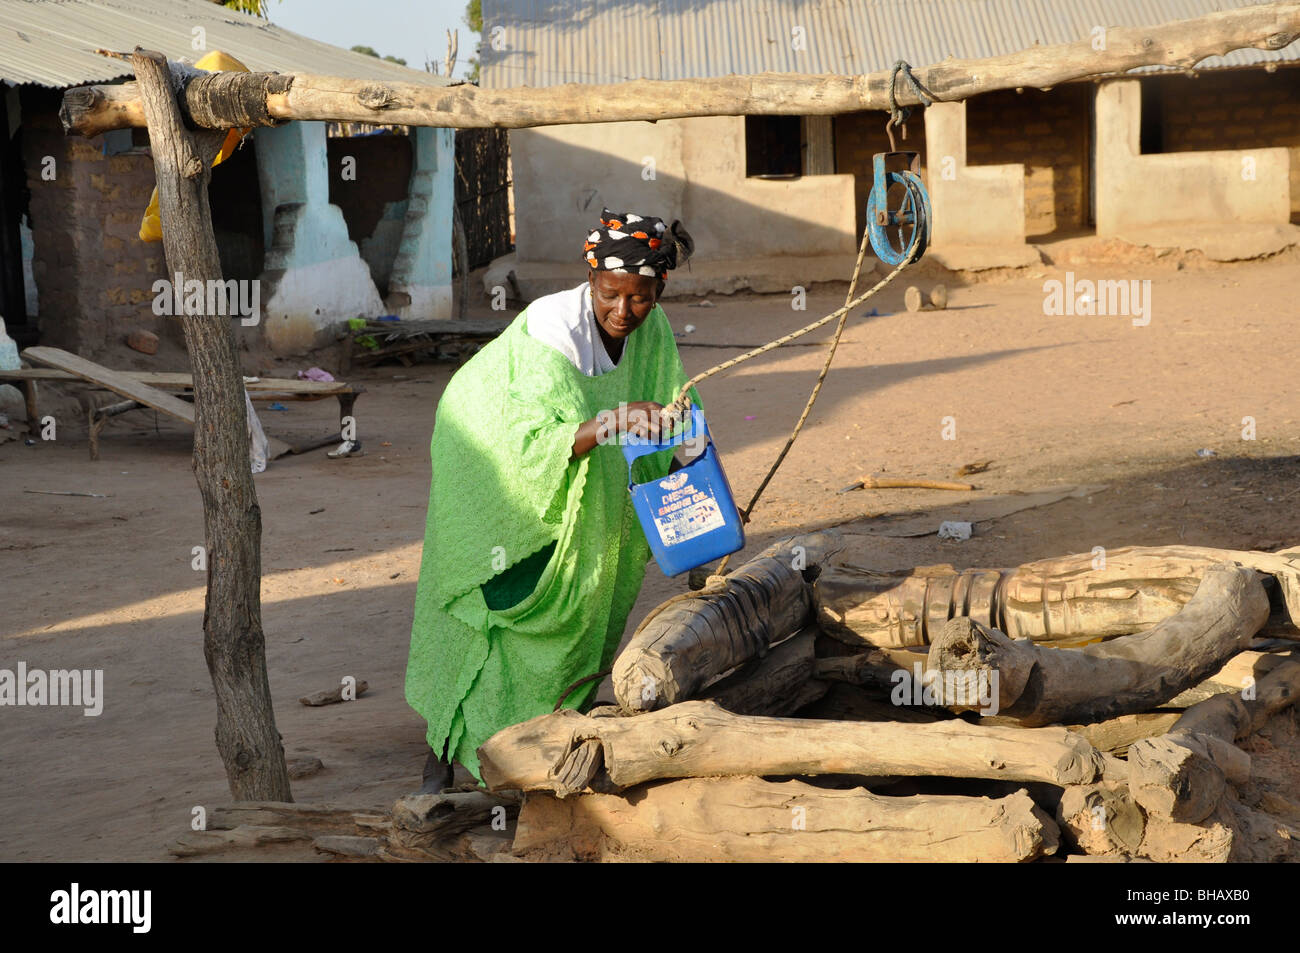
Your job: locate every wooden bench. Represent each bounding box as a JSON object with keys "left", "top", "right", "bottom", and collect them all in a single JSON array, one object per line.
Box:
[{"left": 3, "top": 348, "right": 364, "bottom": 459}]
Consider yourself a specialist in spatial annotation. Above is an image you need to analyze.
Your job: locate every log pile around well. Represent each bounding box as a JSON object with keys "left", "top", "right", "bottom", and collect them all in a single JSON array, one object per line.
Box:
[
  {"left": 478, "top": 533, "right": 1300, "bottom": 862},
  {"left": 171, "top": 535, "right": 1300, "bottom": 862}
]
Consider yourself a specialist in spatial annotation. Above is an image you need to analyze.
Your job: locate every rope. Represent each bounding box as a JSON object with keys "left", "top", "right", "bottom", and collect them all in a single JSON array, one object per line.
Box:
[
  {"left": 553, "top": 669, "right": 609, "bottom": 711},
  {"left": 665, "top": 239, "right": 916, "bottom": 418},
  {"left": 885, "top": 60, "right": 935, "bottom": 150},
  {"left": 551, "top": 574, "right": 730, "bottom": 710},
  {"left": 674, "top": 221, "right": 924, "bottom": 577},
  {"left": 558, "top": 175, "right": 925, "bottom": 710}
]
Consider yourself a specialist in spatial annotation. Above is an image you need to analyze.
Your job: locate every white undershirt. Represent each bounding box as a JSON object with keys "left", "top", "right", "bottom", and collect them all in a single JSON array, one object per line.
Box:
[{"left": 524, "top": 283, "right": 619, "bottom": 376}]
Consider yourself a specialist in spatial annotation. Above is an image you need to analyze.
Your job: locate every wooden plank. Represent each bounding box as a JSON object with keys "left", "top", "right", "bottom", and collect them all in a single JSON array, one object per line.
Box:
[
  {"left": 0, "top": 367, "right": 353, "bottom": 397},
  {"left": 361, "top": 318, "right": 510, "bottom": 337},
  {"left": 0, "top": 368, "right": 79, "bottom": 381},
  {"left": 23, "top": 346, "right": 199, "bottom": 422},
  {"left": 21, "top": 346, "right": 292, "bottom": 458},
  {"left": 136, "top": 374, "right": 353, "bottom": 397}
]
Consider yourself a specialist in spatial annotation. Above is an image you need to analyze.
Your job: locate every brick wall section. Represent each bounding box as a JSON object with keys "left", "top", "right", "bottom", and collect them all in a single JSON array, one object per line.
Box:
[
  {"left": 827, "top": 70, "right": 1295, "bottom": 243},
  {"left": 834, "top": 110, "right": 928, "bottom": 242},
  {"left": 1150, "top": 68, "right": 1300, "bottom": 221},
  {"left": 22, "top": 89, "right": 169, "bottom": 359},
  {"left": 966, "top": 84, "right": 1092, "bottom": 238}
]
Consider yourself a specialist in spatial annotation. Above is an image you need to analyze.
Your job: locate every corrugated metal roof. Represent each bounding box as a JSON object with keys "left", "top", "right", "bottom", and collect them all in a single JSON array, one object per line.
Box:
[
  {"left": 481, "top": 0, "right": 1300, "bottom": 88},
  {"left": 0, "top": 0, "right": 456, "bottom": 89}
]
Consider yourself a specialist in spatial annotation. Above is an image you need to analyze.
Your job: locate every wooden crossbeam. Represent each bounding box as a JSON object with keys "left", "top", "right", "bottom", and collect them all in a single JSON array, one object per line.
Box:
[{"left": 60, "top": 4, "right": 1300, "bottom": 136}]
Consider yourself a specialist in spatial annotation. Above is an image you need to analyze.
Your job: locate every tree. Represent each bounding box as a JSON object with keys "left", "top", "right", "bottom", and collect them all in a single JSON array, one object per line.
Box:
[
  {"left": 216, "top": 0, "right": 276, "bottom": 17},
  {"left": 351, "top": 44, "right": 407, "bottom": 67},
  {"left": 464, "top": 0, "right": 482, "bottom": 83}
]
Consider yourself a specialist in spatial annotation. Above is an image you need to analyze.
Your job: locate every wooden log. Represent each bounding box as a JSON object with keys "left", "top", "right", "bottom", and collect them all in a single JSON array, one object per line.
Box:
[
  {"left": 132, "top": 49, "right": 291, "bottom": 800},
  {"left": 170, "top": 825, "right": 312, "bottom": 857},
  {"left": 513, "top": 776, "right": 1059, "bottom": 862},
  {"left": 1174, "top": 657, "right": 1300, "bottom": 740},
  {"left": 1139, "top": 791, "right": 1300, "bottom": 863},
  {"left": 312, "top": 835, "right": 382, "bottom": 860},
  {"left": 699, "top": 628, "right": 827, "bottom": 716},
  {"left": 207, "top": 801, "right": 388, "bottom": 834},
  {"left": 817, "top": 544, "right": 1300, "bottom": 649},
  {"left": 797, "top": 681, "right": 948, "bottom": 724},
  {"left": 391, "top": 791, "right": 518, "bottom": 837},
  {"left": 1127, "top": 733, "right": 1246, "bottom": 823},
  {"left": 382, "top": 791, "right": 522, "bottom": 862},
  {"left": 1126, "top": 658, "right": 1300, "bottom": 823},
  {"left": 1164, "top": 648, "right": 1297, "bottom": 708},
  {"left": 1065, "top": 712, "right": 1182, "bottom": 755},
  {"left": 811, "top": 647, "right": 898, "bottom": 689},
  {"left": 477, "top": 699, "right": 1106, "bottom": 793},
  {"left": 926, "top": 564, "right": 1270, "bottom": 726},
  {"left": 380, "top": 830, "right": 516, "bottom": 864},
  {"left": 612, "top": 533, "right": 835, "bottom": 712},
  {"left": 61, "top": 6, "right": 1300, "bottom": 136},
  {"left": 1057, "top": 781, "right": 1146, "bottom": 857}
]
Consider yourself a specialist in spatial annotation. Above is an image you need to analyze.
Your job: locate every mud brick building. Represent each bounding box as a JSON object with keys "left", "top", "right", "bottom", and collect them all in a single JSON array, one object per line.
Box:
[
  {"left": 0, "top": 0, "right": 457, "bottom": 358},
  {"left": 482, "top": 0, "right": 1300, "bottom": 295}
]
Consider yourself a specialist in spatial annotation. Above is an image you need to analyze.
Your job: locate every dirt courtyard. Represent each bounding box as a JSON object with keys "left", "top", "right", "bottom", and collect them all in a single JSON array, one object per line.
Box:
[{"left": 3, "top": 247, "right": 1299, "bottom": 861}]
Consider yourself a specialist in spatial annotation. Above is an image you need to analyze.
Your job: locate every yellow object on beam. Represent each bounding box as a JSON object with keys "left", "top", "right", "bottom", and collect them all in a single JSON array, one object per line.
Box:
[{"left": 139, "top": 51, "right": 253, "bottom": 243}]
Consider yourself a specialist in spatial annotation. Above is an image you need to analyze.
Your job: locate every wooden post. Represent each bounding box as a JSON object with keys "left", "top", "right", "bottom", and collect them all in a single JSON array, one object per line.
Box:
[{"left": 131, "top": 49, "right": 291, "bottom": 801}]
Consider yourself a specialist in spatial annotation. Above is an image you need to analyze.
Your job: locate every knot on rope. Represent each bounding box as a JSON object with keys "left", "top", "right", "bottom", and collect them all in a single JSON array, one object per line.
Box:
[
  {"left": 885, "top": 60, "right": 935, "bottom": 149},
  {"left": 661, "top": 396, "right": 692, "bottom": 429}
]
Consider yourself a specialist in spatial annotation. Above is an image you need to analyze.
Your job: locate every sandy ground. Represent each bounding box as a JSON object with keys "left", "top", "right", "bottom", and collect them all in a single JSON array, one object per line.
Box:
[{"left": 2, "top": 247, "right": 1299, "bottom": 861}]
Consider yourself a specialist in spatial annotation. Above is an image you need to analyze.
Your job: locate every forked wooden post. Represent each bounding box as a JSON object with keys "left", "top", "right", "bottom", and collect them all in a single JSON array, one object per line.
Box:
[{"left": 131, "top": 49, "right": 292, "bottom": 801}]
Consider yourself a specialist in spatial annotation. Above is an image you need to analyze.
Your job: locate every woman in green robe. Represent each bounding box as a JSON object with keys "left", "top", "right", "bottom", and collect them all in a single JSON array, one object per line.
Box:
[{"left": 405, "top": 208, "right": 698, "bottom": 790}]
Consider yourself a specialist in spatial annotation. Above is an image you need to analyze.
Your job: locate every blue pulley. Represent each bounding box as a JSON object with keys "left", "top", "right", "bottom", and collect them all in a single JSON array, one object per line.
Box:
[{"left": 865, "top": 151, "right": 931, "bottom": 266}]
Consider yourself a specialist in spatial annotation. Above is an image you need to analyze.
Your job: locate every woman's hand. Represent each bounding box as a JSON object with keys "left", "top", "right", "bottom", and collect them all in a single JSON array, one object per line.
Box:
[
  {"left": 570, "top": 401, "right": 670, "bottom": 459},
  {"left": 619, "top": 401, "right": 668, "bottom": 441}
]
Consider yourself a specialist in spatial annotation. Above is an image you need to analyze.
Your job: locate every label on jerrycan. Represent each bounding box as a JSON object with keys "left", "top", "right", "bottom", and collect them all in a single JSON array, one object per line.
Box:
[{"left": 652, "top": 469, "right": 728, "bottom": 545}]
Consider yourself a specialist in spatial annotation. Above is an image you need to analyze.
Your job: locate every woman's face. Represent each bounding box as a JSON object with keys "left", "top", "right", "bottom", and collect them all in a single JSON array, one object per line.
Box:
[{"left": 588, "top": 270, "right": 664, "bottom": 339}]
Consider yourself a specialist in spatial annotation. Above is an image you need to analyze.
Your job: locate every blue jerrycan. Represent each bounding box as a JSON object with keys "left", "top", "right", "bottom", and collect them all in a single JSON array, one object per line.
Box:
[{"left": 622, "top": 405, "right": 744, "bottom": 576}]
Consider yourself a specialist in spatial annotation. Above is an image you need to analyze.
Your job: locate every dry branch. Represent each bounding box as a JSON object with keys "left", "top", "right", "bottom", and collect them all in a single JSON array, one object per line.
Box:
[
  {"left": 514, "top": 776, "right": 1059, "bottom": 862},
  {"left": 61, "top": 6, "right": 1300, "bottom": 136},
  {"left": 926, "top": 564, "right": 1270, "bottom": 726},
  {"left": 859, "top": 474, "right": 975, "bottom": 491}
]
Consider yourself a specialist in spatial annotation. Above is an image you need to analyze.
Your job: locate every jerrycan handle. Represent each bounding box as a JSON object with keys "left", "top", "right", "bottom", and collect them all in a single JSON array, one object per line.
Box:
[{"left": 621, "top": 404, "right": 709, "bottom": 471}]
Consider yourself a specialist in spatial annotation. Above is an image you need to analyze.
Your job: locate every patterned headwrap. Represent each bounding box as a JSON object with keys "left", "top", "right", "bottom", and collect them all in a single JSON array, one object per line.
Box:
[{"left": 583, "top": 208, "right": 694, "bottom": 280}]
